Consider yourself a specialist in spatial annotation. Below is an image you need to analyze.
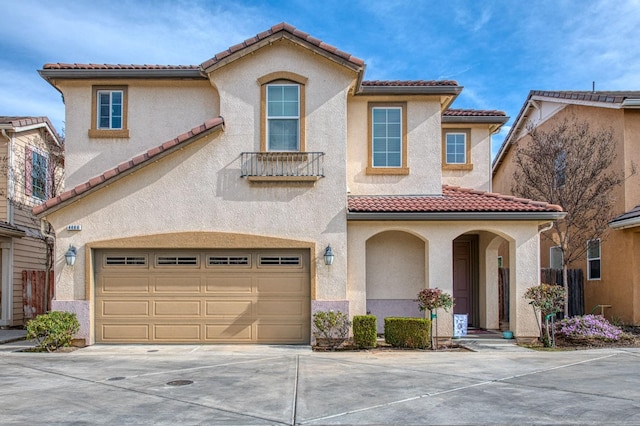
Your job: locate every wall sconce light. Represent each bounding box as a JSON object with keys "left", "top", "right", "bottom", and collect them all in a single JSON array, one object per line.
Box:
[
  {"left": 323, "top": 245, "right": 334, "bottom": 266},
  {"left": 65, "top": 245, "right": 77, "bottom": 266}
]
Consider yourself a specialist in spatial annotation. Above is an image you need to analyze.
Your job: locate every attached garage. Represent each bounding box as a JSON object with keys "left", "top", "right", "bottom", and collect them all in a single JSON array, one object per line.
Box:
[{"left": 95, "top": 249, "right": 310, "bottom": 344}]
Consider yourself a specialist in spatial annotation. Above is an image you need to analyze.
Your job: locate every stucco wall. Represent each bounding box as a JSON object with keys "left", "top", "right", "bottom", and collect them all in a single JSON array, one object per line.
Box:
[{"left": 441, "top": 125, "right": 493, "bottom": 191}]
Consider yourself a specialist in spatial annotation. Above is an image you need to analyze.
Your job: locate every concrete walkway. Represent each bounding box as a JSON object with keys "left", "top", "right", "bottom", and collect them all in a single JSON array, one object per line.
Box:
[{"left": 2, "top": 340, "right": 640, "bottom": 424}]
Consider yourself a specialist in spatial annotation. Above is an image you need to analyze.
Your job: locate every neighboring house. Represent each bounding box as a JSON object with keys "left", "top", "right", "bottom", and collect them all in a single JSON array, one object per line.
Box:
[
  {"left": 0, "top": 116, "right": 64, "bottom": 327},
  {"left": 493, "top": 90, "right": 640, "bottom": 324},
  {"left": 35, "top": 23, "right": 563, "bottom": 346}
]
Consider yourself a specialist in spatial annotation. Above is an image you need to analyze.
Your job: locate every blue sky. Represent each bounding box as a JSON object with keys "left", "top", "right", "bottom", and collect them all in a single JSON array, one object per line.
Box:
[{"left": 2, "top": 0, "right": 640, "bottom": 157}]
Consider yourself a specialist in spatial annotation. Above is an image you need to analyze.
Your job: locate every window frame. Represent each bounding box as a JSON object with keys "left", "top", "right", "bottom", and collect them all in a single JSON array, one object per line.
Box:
[
  {"left": 587, "top": 239, "right": 601, "bottom": 280},
  {"left": 89, "top": 85, "right": 129, "bottom": 138},
  {"left": 554, "top": 149, "right": 567, "bottom": 189},
  {"left": 442, "top": 128, "right": 472, "bottom": 170},
  {"left": 30, "top": 149, "right": 49, "bottom": 200},
  {"left": 258, "top": 72, "right": 307, "bottom": 152},
  {"left": 550, "top": 245, "right": 563, "bottom": 270},
  {"left": 366, "top": 102, "right": 408, "bottom": 175}
]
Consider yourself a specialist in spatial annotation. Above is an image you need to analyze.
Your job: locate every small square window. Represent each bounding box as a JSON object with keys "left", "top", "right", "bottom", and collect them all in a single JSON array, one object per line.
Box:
[
  {"left": 89, "top": 86, "right": 129, "bottom": 138},
  {"left": 442, "top": 129, "right": 472, "bottom": 170}
]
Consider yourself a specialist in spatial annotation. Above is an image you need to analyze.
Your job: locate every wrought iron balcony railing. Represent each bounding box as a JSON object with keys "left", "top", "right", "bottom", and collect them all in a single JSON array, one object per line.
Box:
[{"left": 240, "top": 152, "right": 325, "bottom": 181}]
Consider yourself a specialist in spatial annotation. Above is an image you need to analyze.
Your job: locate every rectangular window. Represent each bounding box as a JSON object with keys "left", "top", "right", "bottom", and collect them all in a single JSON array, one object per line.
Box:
[
  {"left": 97, "top": 90, "right": 123, "bottom": 129},
  {"left": 587, "top": 239, "right": 601, "bottom": 280},
  {"left": 31, "top": 151, "right": 48, "bottom": 200},
  {"left": 446, "top": 133, "right": 466, "bottom": 164},
  {"left": 267, "top": 84, "right": 299, "bottom": 151},
  {"left": 550, "top": 246, "right": 563, "bottom": 269},
  {"left": 372, "top": 107, "right": 402, "bottom": 168},
  {"left": 89, "top": 86, "right": 129, "bottom": 138},
  {"left": 442, "top": 129, "right": 472, "bottom": 170}
]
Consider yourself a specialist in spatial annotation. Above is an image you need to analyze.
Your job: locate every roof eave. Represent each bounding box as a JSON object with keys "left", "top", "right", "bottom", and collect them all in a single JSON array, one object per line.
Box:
[
  {"left": 609, "top": 217, "right": 640, "bottom": 230},
  {"left": 38, "top": 68, "right": 206, "bottom": 82},
  {"left": 202, "top": 32, "right": 365, "bottom": 75},
  {"left": 347, "top": 211, "right": 566, "bottom": 221},
  {"left": 356, "top": 86, "right": 463, "bottom": 96}
]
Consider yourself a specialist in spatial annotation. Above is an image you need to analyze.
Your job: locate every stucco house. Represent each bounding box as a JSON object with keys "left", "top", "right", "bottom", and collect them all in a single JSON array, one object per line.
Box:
[
  {"left": 493, "top": 90, "right": 640, "bottom": 324},
  {"left": 0, "top": 116, "right": 63, "bottom": 327},
  {"left": 35, "top": 23, "right": 563, "bottom": 346}
]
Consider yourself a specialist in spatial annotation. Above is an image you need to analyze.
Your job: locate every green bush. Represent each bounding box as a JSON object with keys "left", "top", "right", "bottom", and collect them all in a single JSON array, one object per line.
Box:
[
  {"left": 353, "top": 315, "right": 377, "bottom": 349},
  {"left": 26, "top": 311, "right": 80, "bottom": 352},
  {"left": 384, "top": 317, "right": 431, "bottom": 349}
]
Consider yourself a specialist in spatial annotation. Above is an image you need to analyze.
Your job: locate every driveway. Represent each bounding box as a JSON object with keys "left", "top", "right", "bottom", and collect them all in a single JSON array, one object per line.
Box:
[{"left": 2, "top": 343, "right": 640, "bottom": 425}]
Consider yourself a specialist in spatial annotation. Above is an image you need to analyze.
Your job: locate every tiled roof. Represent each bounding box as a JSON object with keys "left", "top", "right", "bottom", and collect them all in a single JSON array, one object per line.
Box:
[
  {"left": 443, "top": 109, "right": 506, "bottom": 117},
  {"left": 530, "top": 90, "right": 640, "bottom": 104},
  {"left": 42, "top": 63, "right": 199, "bottom": 70},
  {"left": 33, "top": 117, "right": 224, "bottom": 216},
  {"left": 0, "top": 116, "right": 62, "bottom": 142},
  {"left": 200, "top": 22, "right": 365, "bottom": 70},
  {"left": 362, "top": 80, "right": 459, "bottom": 87},
  {"left": 348, "top": 185, "right": 563, "bottom": 213},
  {"left": 609, "top": 204, "right": 640, "bottom": 227}
]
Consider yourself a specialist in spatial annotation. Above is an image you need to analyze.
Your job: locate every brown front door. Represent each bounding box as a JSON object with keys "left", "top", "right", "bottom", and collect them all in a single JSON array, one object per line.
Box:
[{"left": 453, "top": 236, "right": 478, "bottom": 326}]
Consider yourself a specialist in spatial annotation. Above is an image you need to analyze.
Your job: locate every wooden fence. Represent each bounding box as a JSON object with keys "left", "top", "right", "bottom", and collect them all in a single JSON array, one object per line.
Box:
[{"left": 22, "top": 270, "right": 54, "bottom": 320}]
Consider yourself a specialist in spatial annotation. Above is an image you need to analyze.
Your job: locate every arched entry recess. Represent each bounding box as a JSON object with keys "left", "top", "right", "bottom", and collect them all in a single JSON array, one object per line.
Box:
[{"left": 365, "top": 230, "right": 427, "bottom": 333}]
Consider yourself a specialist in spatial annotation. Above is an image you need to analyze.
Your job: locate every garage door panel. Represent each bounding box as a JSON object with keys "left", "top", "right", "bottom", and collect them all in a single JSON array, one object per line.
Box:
[
  {"left": 154, "top": 324, "right": 201, "bottom": 341},
  {"left": 205, "top": 276, "right": 253, "bottom": 293},
  {"left": 256, "top": 299, "right": 307, "bottom": 316},
  {"left": 100, "top": 276, "right": 150, "bottom": 294},
  {"left": 154, "top": 300, "right": 201, "bottom": 316},
  {"left": 206, "top": 323, "right": 253, "bottom": 341},
  {"left": 101, "top": 324, "right": 149, "bottom": 341},
  {"left": 256, "top": 276, "right": 308, "bottom": 294},
  {"left": 154, "top": 276, "right": 201, "bottom": 293},
  {"left": 257, "top": 323, "right": 306, "bottom": 341},
  {"left": 100, "top": 300, "right": 149, "bottom": 316},
  {"left": 205, "top": 300, "right": 253, "bottom": 316},
  {"left": 96, "top": 249, "right": 310, "bottom": 344}
]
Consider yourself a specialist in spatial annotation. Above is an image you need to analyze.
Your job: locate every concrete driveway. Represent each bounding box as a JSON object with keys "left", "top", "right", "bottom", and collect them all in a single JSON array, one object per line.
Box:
[{"left": 2, "top": 342, "right": 640, "bottom": 425}]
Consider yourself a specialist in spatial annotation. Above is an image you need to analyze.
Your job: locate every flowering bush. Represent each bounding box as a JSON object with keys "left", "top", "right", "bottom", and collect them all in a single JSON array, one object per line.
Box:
[
  {"left": 524, "top": 283, "right": 565, "bottom": 317},
  {"left": 312, "top": 310, "right": 351, "bottom": 340},
  {"left": 416, "top": 288, "right": 454, "bottom": 312},
  {"left": 556, "top": 315, "right": 623, "bottom": 341}
]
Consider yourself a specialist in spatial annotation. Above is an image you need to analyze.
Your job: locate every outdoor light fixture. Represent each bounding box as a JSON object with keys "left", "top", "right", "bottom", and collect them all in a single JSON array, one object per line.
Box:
[
  {"left": 323, "top": 245, "right": 334, "bottom": 266},
  {"left": 65, "top": 246, "right": 77, "bottom": 266}
]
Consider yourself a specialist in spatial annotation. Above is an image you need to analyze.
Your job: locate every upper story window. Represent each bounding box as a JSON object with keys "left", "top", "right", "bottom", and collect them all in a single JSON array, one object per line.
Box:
[
  {"left": 367, "top": 103, "right": 408, "bottom": 175},
  {"left": 258, "top": 72, "right": 307, "bottom": 152},
  {"left": 25, "top": 146, "right": 49, "bottom": 200},
  {"left": 267, "top": 84, "right": 299, "bottom": 151},
  {"left": 442, "top": 129, "right": 472, "bottom": 170},
  {"left": 89, "top": 85, "right": 129, "bottom": 138},
  {"left": 587, "top": 239, "right": 601, "bottom": 280},
  {"left": 554, "top": 149, "right": 567, "bottom": 188}
]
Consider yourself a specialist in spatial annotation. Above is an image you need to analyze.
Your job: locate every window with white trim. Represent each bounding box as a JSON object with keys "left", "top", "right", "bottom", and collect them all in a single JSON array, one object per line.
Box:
[
  {"left": 445, "top": 132, "right": 466, "bottom": 164},
  {"left": 97, "top": 90, "right": 123, "bottom": 130},
  {"left": 267, "top": 84, "right": 300, "bottom": 151},
  {"left": 549, "top": 246, "right": 563, "bottom": 269},
  {"left": 25, "top": 146, "right": 48, "bottom": 200},
  {"left": 587, "top": 239, "right": 601, "bottom": 280},
  {"left": 371, "top": 106, "right": 402, "bottom": 168}
]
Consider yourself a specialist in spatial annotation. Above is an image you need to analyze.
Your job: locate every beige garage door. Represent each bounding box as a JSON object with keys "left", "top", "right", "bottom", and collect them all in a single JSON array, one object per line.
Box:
[{"left": 95, "top": 249, "right": 310, "bottom": 344}]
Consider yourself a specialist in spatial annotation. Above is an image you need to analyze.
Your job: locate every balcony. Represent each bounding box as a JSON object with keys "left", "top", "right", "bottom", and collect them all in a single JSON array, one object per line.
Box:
[{"left": 240, "top": 152, "right": 325, "bottom": 182}]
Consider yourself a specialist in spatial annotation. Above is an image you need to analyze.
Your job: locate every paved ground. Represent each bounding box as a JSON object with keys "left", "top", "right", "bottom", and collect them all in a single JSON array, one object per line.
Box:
[{"left": 2, "top": 335, "right": 640, "bottom": 425}]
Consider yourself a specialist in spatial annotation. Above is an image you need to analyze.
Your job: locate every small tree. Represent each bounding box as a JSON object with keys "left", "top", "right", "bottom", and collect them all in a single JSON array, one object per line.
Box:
[
  {"left": 416, "top": 288, "right": 454, "bottom": 350},
  {"left": 512, "top": 116, "right": 633, "bottom": 316},
  {"left": 524, "top": 283, "right": 566, "bottom": 347}
]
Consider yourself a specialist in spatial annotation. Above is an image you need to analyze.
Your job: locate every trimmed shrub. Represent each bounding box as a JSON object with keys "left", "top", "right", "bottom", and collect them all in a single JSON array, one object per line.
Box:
[
  {"left": 384, "top": 317, "right": 431, "bottom": 349},
  {"left": 26, "top": 311, "right": 80, "bottom": 352},
  {"left": 353, "top": 315, "right": 377, "bottom": 349}
]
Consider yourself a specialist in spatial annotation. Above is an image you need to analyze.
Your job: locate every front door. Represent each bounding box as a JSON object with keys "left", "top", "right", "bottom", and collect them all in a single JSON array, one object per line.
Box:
[{"left": 453, "top": 236, "right": 478, "bottom": 327}]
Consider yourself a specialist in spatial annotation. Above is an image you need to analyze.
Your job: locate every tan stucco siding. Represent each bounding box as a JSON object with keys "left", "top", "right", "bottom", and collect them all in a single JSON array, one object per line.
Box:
[
  {"left": 57, "top": 79, "right": 219, "bottom": 187},
  {"left": 623, "top": 109, "right": 640, "bottom": 211},
  {"left": 346, "top": 96, "right": 442, "bottom": 195}
]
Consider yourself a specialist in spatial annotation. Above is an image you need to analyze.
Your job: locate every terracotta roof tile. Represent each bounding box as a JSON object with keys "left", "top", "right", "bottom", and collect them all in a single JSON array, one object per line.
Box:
[
  {"left": 0, "top": 116, "right": 63, "bottom": 142},
  {"left": 42, "top": 63, "right": 199, "bottom": 70},
  {"left": 362, "top": 80, "right": 459, "bottom": 87},
  {"left": 200, "top": 22, "right": 365, "bottom": 71},
  {"left": 443, "top": 109, "right": 506, "bottom": 117},
  {"left": 348, "top": 185, "right": 563, "bottom": 213},
  {"left": 33, "top": 117, "right": 224, "bottom": 216}
]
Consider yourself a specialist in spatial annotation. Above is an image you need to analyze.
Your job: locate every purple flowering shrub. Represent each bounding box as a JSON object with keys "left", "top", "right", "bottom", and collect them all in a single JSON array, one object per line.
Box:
[{"left": 555, "top": 315, "right": 623, "bottom": 341}]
